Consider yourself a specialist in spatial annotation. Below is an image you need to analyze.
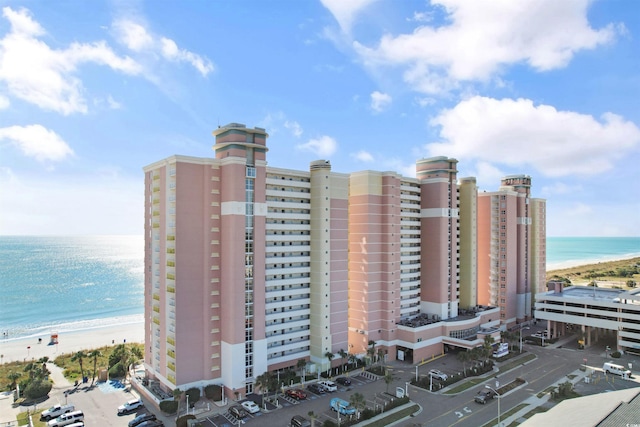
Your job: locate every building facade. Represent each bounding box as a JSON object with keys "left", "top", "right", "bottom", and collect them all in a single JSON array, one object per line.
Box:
[{"left": 142, "top": 123, "right": 545, "bottom": 399}]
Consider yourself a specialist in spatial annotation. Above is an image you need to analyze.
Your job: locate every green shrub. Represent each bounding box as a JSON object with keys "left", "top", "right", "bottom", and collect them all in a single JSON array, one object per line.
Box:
[
  {"left": 611, "top": 351, "right": 621, "bottom": 358},
  {"left": 23, "top": 379, "right": 52, "bottom": 400},
  {"left": 186, "top": 387, "right": 201, "bottom": 404},
  {"left": 205, "top": 384, "right": 222, "bottom": 400},
  {"left": 176, "top": 414, "right": 196, "bottom": 427},
  {"left": 108, "top": 361, "right": 126, "bottom": 378},
  {"left": 160, "top": 399, "right": 179, "bottom": 414}
]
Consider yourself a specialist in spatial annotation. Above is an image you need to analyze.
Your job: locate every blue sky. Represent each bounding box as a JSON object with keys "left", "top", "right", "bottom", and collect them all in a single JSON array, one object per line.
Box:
[{"left": 0, "top": 0, "right": 639, "bottom": 237}]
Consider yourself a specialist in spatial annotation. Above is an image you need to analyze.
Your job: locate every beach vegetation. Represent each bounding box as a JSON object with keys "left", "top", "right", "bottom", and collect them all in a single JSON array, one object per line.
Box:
[
  {"left": 52, "top": 343, "right": 143, "bottom": 382},
  {"left": 23, "top": 378, "right": 52, "bottom": 400}
]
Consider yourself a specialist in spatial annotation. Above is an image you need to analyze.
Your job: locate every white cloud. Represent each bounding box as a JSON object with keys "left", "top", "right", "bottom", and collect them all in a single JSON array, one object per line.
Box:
[
  {"left": 540, "top": 181, "right": 583, "bottom": 197},
  {"left": 0, "top": 94, "right": 9, "bottom": 109},
  {"left": 320, "top": 0, "right": 379, "bottom": 33},
  {"left": 427, "top": 96, "right": 640, "bottom": 177},
  {"left": 284, "top": 120, "right": 303, "bottom": 137},
  {"left": 0, "top": 7, "right": 141, "bottom": 115},
  {"left": 352, "top": 150, "right": 374, "bottom": 162},
  {"left": 370, "top": 90, "right": 392, "bottom": 113},
  {"left": 112, "top": 19, "right": 153, "bottom": 52},
  {"left": 0, "top": 124, "right": 74, "bottom": 162},
  {"left": 297, "top": 135, "right": 338, "bottom": 157},
  {"left": 160, "top": 37, "right": 214, "bottom": 76},
  {"left": 352, "top": 0, "right": 620, "bottom": 94},
  {"left": 112, "top": 17, "right": 214, "bottom": 77},
  {"left": 107, "top": 95, "right": 121, "bottom": 110}
]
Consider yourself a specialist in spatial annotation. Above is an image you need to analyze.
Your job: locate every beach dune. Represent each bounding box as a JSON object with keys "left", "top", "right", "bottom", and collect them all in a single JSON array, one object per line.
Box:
[{"left": 0, "top": 322, "right": 144, "bottom": 364}]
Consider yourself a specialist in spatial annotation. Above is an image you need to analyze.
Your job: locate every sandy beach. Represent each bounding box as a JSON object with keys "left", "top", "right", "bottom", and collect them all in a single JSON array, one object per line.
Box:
[{"left": 0, "top": 322, "right": 144, "bottom": 364}]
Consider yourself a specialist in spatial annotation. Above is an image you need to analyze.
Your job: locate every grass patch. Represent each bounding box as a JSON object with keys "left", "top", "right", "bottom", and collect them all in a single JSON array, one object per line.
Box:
[
  {"left": 17, "top": 409, "right": 46, "bottom": 427},
  {"left": 363, "top": 404, "right": 419, "bottom": 427},
  {"left": 443, "top": 377, "right": 487, "bottom": 394},
  {"left": 567, "top": 374, "right": 577, "bottom": 380},
  {"left": 537, "top": 386, "right": 555, "bottom": 398},
  {"left": 522, "top": 405, "right": 549, "bottom": 419}
]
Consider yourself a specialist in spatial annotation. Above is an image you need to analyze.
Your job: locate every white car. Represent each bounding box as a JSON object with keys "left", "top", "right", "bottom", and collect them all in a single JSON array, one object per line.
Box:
[
  {"left": 319, "top": 380, "right": 338, "bottom": 392},
  {"left": 429, "top": 369, "right": 448, "bottom": 381},
  {"left": 241, "top": 400, "right": 260, "bottom": 414},
  {"left": 117, "top": 399, "right": 144, "bottom": 414}
]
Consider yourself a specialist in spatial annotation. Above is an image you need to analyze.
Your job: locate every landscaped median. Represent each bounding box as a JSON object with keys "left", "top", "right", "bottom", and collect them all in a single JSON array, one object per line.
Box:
[{"left": 358, "top": 402, "right": 421, "bottom": 427}]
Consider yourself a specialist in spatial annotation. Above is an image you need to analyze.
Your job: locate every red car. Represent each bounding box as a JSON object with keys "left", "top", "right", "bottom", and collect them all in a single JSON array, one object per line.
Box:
[{"left": 285, "top": 388, "right": 308, "bottom": 400}]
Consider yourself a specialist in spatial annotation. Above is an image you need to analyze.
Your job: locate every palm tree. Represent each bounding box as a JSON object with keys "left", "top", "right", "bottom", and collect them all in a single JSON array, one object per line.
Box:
[
  {"left": 456, "top": 350, "right": 470, "bottom": 376},
  {"left": 367, "top": 340, "right": 376, "bottom": 365},
  {"left": 296, "top": 359, "right": 306, "bottom": 382},
  {"left": 349, "top": 392, "right": 366, "bottom": 418},
  {"left": 377, "top": 348, "right": 386, "bottom": 366},
  {"left": 88, "top": 349, "right": 102, "bottom": 385},
  {"left": 71, "top": 350, "right": 87, "bottom": 382},
  {"left": 324, "top": 351, "right": 334, "bottom": 376},
  {"left": 383, "top": 369, "right": 394, "bottom": 393},
  {"left": 338, "top": 349, "right": 348, "bottom": 372},
  {"left": 7, "top": 371, "right": 21, "bottom": 389},
  {"left": 348, "top": 353, "right": 358, "bottom": 369}
]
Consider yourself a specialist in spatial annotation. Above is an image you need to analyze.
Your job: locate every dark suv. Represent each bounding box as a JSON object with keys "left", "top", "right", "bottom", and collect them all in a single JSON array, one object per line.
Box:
[
  {"left": 474, "top": 389, "right": 495, "bottom": 404},
  {"left": 335, "top": 377, "right": 351, "bottom": 386},
  {"left": 290, "top": 415, "right": 311, "bottom": 427}
]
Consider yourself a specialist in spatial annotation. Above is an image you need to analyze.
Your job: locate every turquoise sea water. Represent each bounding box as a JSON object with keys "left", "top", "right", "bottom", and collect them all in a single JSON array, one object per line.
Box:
[
  {"left": 0, "top": 235, "right": 639, "bottom": 339},
  {"left": 0, "top": 235, "right": 144, "bottom": 340}
]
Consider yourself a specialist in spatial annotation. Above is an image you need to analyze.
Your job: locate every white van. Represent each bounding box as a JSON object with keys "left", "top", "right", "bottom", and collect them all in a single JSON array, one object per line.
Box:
[
  {"left": 603, "top": 362, "right": 631, "bottom": 377},
  {"left": 47, "top": 410, "right": 84, "bottom": 427}
]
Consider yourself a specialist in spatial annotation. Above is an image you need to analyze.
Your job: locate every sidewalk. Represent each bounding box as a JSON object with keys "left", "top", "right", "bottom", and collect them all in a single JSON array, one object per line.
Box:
[{"left": 497, "top": 367, "right": 590, "bottom": 426}]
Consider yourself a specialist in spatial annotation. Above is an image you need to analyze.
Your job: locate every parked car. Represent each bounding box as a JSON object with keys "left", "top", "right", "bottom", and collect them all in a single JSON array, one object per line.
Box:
[
  {"left": 474, "top": 389, "right": 496, "bottom": 404},
  {"left": 118, "top": 399, "right": 144, "bottom": 414},
  {"left": 307, "top": 383, "right": 326, "bottom": 394},
  {"left": 137, "top": 421, "right": 164, "bottom": 427},
  {"left": 330, "top": 397, "right": 356, "bottom": 415},
  {"left": 290, "top": 415, "right": 311, "bottom": 427},
  {"left": 128, "top": 413, "right": 157, "bottom": 427},
  {"left": 41, "top": 404, "right": 75, "bottom": 421},
  {"left": 47, "top": 410, "right": 84, "bottom": 427},
  {"left": 429, "top": 369, "right": 448, "bottom": 381},
  {"left": 229, "top": 405, "right": 248, "bottom": 419},
  {"left": 285, "top": 388, "right": 308, "bottom": 400},
  {"left": 335, "top": 377, "right": 351, "bottom": 386},
  {"left": 319, "top": 380, "right": 338, "bottom": 392},
  {"left": 241, "top": 400, "right": 260, "bottom": 414}
]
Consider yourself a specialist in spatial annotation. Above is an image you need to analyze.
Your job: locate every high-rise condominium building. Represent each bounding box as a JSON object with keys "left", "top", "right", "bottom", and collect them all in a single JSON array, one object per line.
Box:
[{"left": 142, "top": 123, "right": 545, "bottom": 400}]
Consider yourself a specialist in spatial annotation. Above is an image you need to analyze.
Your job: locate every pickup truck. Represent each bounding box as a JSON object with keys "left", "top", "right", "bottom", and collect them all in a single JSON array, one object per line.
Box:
[
  {"left": 40, "top": 404, "right": 75, "bottom": 420},
  {"left": 330, "top": 397, "right": 356, "bottom": 415}
]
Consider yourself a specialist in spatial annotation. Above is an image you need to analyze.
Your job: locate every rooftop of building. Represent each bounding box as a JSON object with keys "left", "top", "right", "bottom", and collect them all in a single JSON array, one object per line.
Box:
[
  {"left": 541, "top": 285, "right": 640, "bottom": 304},
  {"left": 397, "top": 305, "right": 496, "bottom": 328}
]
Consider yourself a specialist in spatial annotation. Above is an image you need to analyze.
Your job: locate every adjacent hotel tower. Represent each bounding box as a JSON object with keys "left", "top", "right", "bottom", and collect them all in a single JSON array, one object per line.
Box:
[{"left": 142, "top": 123, "right": 545, "bottom": 400}]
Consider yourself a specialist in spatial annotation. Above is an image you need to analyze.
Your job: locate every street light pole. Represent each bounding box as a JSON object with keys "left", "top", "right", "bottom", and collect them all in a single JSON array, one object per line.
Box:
[
  {"left": 520, "top": 326, "right": 530, "bottom": 353},
  {"left": 485, "top": 381, "right": 501, "bottom": 427},
  {"left": 415, "top": 365, "right": 418, "bottom": 382}
]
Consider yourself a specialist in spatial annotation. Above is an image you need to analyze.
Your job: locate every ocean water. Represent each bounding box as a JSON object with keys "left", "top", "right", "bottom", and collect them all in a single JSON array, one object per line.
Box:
[
  {"left": 0, "top": 235, "right": 144, "bottom": 340},
  {"left": 1, "top": 235, "right": 639, "bottom": 339},
  {"left": 546, "top": 237, "right": 640, "bottom": 270}
]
